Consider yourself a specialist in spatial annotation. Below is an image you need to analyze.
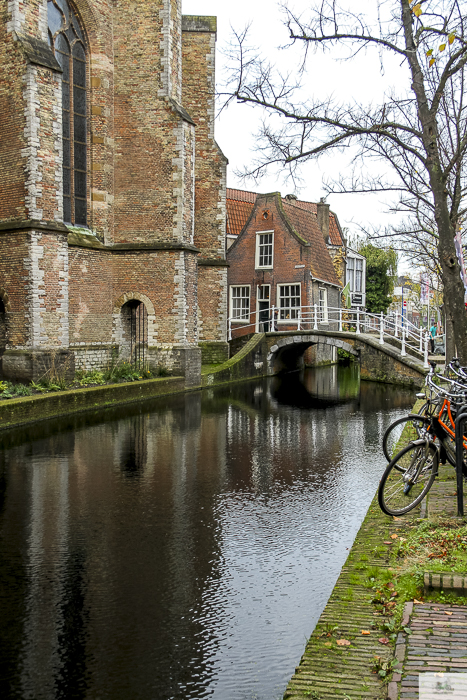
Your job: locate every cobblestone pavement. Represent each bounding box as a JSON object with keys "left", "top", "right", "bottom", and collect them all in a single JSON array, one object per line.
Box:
[{"left": 395, "top": 602, "right": 467, "bottom": 700}]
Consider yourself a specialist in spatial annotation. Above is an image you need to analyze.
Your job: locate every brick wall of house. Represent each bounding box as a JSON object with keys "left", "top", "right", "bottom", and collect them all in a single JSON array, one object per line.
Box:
[{"left": 227, "top": 193, "right": 341, "bottom": 340}]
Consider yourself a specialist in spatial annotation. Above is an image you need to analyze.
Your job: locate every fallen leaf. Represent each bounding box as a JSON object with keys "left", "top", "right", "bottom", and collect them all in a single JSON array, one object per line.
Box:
[
  {"left": 383, "top": 541, "right": 392, "bottom": 545},
  {"left": 393, "top": 517, "right": 402, "bottom": 521},
  {"left": 399, "top": 537, "right": 407, "bottom": 542},
  {"left": 390, "top": 534, "right": 398, "bottom": 539},
  {"left": 444, "top": 611, "right": 453, "bottom": 616},
  {"left": 414, "top": 599, "right": 424, "bottom": 604},
  {"left": 324, "top": 642, "right": 332, "bottom": 646},
  {"left": 336, "top": 639, "right": 351, "bottom": 646},
  {"left": 378, "top": 637, "right": 390, "bottom": 645},
  {"left": 361, "top": 630, "right": 371, "bottom": 635}
]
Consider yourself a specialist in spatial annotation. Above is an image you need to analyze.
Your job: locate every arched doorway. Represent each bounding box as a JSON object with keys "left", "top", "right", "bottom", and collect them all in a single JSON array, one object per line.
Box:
[{"left": 121, "top": 300, "right": 148, "bottom": 368}]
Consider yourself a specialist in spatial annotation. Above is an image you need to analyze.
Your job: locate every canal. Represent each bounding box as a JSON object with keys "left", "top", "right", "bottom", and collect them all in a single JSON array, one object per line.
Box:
[{"left": 0, "top": 366, "right": 414, "bottom": 700}]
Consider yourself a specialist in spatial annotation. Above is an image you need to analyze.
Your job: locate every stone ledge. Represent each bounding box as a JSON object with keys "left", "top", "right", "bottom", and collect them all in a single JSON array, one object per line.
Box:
[
  {"left": 0, "top": 377, "right": 187, "bottom": 431},
  {"left": 424, "top": 571, "right": 467, "bottom": 593}
]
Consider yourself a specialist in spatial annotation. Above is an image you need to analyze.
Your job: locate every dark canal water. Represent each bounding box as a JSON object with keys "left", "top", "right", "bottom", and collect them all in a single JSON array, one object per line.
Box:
[{"left": 0, "top": 367, "right": 414, "bottom": 700}]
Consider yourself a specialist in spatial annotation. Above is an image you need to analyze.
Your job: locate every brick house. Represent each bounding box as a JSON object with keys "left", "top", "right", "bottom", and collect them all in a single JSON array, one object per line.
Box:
[
  {"left": 226, "top": 190, "right": 343, "bottom": 363},
  {"left": 0, "top": 1, "right": 228, "bottom": 386}
]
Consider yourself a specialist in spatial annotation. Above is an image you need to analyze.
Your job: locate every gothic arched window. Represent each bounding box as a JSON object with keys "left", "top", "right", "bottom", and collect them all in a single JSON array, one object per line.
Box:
[{"left": 48, "top": 0, "right": 87, "bottom": 227}]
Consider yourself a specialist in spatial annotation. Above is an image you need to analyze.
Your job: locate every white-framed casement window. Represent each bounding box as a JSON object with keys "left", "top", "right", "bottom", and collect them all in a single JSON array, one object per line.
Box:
[
  {"left": 255, "top": 231, "right": 274, "bottom": 269},
  {"left": 230, "top": 285, "right": 250, "bottom": 323},
  {"left": 319, "top": 287, "right": 328, "bottom": 323},
  {"left": 277, "top": 284, "right": 301, "bottom": 321},
  {"left": 346, "top": 257, "right": 355, "bottom": 290},
  {"left": 355, "top": 259, "right": 363, "bottom": 293},
  {"left": 346, "top": 256, "right": 363, "bottom": 293}
]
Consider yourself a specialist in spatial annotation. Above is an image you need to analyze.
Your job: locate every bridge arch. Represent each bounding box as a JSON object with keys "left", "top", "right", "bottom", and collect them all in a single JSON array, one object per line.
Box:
[{"left": 266, "top": 334, "right": 358, "bottom": 373}]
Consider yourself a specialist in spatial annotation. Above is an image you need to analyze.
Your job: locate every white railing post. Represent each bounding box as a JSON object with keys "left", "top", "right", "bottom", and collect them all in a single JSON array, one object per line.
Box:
[
  {"left": 424, "top": 333, "right": 429, "bottom": 368},
  {"left": 339, "top": 307, "right": 342, "bottom": 332},
  {"left": 395, "top": 311, "right": 399, "bottom": 338},
  {"left": 228, "top": 318, "right": 232, "bottom": 341},
  {"left": 297, "top": 308, "right": 301, "bottom": 331},
  {"left": 314, "top": 304, "right": 318, "bottom": 330},
  {"left": 419, "top": 327, "right": 423, "bottom": 352},
  {"left": 379, "top": 313, "right": 384, "bottom": 345},
  {"left": 356, "top": 310, "right": 360, "bottom": 334},
  {"left": 271, "top": 305, "right": 276, "bottom": 331},
  {"left": 401, "top": 325, "right": 407, "bottom": 356}
]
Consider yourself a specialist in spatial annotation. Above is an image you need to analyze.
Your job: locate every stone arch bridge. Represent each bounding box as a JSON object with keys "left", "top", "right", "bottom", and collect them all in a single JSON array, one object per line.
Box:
[{"left": 202, "top": 330, "right": 427, "bottom": 388}]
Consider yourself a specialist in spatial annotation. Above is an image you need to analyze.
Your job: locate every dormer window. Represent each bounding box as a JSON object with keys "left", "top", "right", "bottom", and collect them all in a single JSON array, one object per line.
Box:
[{"left": 48, "top": 0, "right": 87, "bottom": 227}]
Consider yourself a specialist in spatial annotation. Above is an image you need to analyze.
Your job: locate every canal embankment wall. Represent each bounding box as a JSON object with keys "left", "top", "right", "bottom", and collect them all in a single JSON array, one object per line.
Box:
[{"left": 0, "top": 331, "right": 425, "bottom": 431}]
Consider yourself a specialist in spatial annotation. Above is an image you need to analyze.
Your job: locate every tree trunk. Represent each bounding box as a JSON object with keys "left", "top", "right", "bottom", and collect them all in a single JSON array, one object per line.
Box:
[{"left": 401, "top": 0, "right": 467, "bottom": 363}]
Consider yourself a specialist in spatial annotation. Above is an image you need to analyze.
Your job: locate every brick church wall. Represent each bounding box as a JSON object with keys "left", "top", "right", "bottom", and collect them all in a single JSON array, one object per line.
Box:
[
  {"left": 182, "top": 17, "right": 228, "bottom": 360},
  {"left": 0, "top": 1, "right": 227, "bottom": 382}
]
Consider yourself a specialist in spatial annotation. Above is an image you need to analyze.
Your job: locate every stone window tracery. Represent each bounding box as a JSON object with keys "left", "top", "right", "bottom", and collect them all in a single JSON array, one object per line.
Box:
[{"left": 48, "top": 0, "right": 87, "bottom": 227}]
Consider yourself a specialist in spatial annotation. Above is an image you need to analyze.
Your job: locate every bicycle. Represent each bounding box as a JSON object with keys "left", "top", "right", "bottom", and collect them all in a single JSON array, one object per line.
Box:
[
  {"left": 382, "top": 361, "right": 467, "bottom": 464},
  {"left": 378, "top": 361, "right": 467, "bottom": 516}
]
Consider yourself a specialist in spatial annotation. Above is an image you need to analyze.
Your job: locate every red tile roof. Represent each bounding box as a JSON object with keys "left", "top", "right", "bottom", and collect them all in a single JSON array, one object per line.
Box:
[
  {"left": 226, "top": 188, "right": 343, "bottom": 245},
  {"left": 280, "top": 198, "right": 341, "bottom": 286}
]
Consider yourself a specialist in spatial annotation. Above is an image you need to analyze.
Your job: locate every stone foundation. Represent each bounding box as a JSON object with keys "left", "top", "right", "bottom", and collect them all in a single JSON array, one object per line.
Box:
[
  {"left": 199, "top": 341, "right": 229, "bottom": 365},
  {"left": 2, "top": 349, "right": 75, "bottom": 383}
]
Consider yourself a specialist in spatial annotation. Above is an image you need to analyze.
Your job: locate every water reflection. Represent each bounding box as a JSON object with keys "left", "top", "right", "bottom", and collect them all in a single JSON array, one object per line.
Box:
[{"left": 0, "top": 367, "right": 415, "bottom": 700}]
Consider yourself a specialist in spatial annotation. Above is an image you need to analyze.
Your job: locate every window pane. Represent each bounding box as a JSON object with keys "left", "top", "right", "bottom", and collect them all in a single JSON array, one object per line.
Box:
[
  {"left": 62, "top": 111, "right": 70, "bottom": 139},
  {"left": 48, "top": 2, "right": 64, "bottom": 36},
  {"left": 231, "top": 287, "right": 249, "bottom": 319},
  {"left": 74, "top": 198, "right": 87, "bottom": 226},
  {"left": 73, "top": 86, "right": 86, "bottom": 115},
  {"left": 62, "top": 81, "right": 70, "bottom": 106},
  {"left": 74, "top": 142, "right": 86, "bottom": 171},
  {"left": 355, "top": 270, "right": 362, "bottom": 292},
  {"left": 55, "top": 0, "right": 70, "bottom": 26},
  {"left": 74, "top": 171, "right": 86, "bottom": 198},
  {"left": 279, "top": 285, "right": 300, "bottom": 320},
  {"left": 63, "top": 195, "right": 71, "bottom": 223},
  {"left": 56, "top": 33, "right": 69, "bottom": 56},
  {"left": 73, "top": 57, "right": 86, "bottom": 88},
  {"left": 51, "top": 0, "right": 87, "bottom": 227},
  {"left": 73, "top": 42, "right": 85, "bottom": 62},
  {"left": 72, "top": 15, "right": 84, "bottom": 41},
  {"left": 258, "top": 233, "right": 273, "bottom": 267},
  {"left": 63, "top": 139, "right": 70, "bottom": 167},
  {"left": 63, "top": 166, "right": 71, "bottom": 195},
  {"left": 58, "top": 53, "right": 69, "bottom": 82},
  {"left": 74, "top": 114, "right": 86, "bottom": 142}
]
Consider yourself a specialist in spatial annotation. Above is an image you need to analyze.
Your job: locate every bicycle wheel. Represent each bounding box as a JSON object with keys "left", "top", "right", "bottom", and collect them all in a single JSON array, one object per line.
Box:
[
  {"left": 378, "top": 440, "right": 438, "bottom": 516},
  {"left": 383, "top": 414, "right": 431, "bottom": 462}
]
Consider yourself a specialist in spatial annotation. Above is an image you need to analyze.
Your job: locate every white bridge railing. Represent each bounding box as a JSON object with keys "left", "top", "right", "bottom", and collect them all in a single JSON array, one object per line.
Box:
[{"left": 228, "top": 305, "right": 430, "bottom": 369}]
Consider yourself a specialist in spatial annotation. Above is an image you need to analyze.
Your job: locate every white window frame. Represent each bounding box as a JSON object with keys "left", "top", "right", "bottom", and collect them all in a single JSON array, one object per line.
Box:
[
  {"left": 355, "top": 258, "right": 363, "bottom": 293},
  {"left": 277, "top": 283, "right": 301, "bottom": 323},
  {"left": 319, "top": 287, "right": 328, "bottom": 324},
  {"left": 230, "top": 285, "right": 251, "bottom": 323},
  {"left": 255, "top": 231, "right": 274, "bottom": 269},
  {"left": 346, "top": 256, "right": 355, "bottom": 291}
]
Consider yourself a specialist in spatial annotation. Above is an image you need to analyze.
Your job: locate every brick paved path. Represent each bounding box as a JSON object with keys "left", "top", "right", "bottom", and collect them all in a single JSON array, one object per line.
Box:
[{"left": 396, "top": 602, "right": 467, "bottom": 699}]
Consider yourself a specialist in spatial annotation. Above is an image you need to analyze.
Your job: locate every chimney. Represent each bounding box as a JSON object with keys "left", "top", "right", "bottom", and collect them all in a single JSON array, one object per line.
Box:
[{"left": 317, "top": 197, "right": 330, "bottom": 243}]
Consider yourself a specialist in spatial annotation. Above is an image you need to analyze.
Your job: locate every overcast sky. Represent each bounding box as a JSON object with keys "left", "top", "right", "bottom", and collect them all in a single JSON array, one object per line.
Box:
[{"left": 182, "top": 0, "right": 410, "bottom": 245}]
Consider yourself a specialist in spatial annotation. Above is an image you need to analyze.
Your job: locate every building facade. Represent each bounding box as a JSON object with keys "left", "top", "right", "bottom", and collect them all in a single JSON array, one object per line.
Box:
[
  {"left": 226, "top": 191, "right": 342, "bottom": 350},
  {"left": 0, "top": 0, "right": 228, "bottom": 385}
]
